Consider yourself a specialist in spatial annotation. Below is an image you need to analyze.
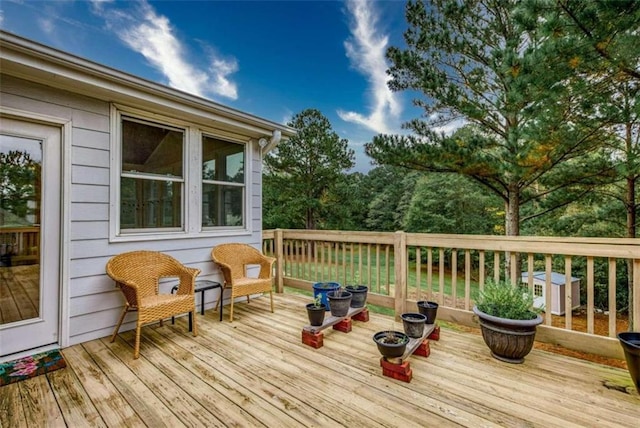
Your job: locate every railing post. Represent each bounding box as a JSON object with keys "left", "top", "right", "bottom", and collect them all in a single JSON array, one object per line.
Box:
[
  {"left": 394, "top": 231, "right": 407, "bottom": 320},
  {"left": 634, "top": 259, "right": 640, "bottom": 331},
  {"left": 275, "top": 229, "right": 284, "bottom": 293}
]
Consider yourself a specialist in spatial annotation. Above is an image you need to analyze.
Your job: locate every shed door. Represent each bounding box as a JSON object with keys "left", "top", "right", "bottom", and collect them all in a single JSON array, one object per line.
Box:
[{"left": 0, "top": 117, "right": 61, "bottom": 358}]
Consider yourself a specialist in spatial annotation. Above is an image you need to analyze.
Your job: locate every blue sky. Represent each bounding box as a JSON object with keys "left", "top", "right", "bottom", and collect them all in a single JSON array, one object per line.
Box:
[{"left": 0, "top": 0, "right": 428, "bottom": 172}]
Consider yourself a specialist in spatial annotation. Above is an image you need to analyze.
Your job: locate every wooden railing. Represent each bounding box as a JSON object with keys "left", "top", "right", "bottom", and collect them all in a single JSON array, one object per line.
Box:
[{"left": 263, "top": 229, "right": 640, "bottom": 359}]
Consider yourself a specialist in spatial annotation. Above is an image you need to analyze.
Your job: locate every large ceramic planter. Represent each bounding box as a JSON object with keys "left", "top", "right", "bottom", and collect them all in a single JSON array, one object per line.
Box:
[
  {"left": 617, "top": 332, "right": 640, "bottom": 394},
  {"left": 327, "top": 290, "right": 352, "bottom": 317},
  {"left": 306, "top": 303, "right": 327, "bottom": 326},
  {"left": 401, "top": 312, "right": 427, "bottom": 338},
  {"left": 346, "top": 285, "right": 368, "bottom": 308},
  {"left": 312, "top": 282, "right": 340, "bottom": 311},
  {"left": 473, "top": 306, "right": 543, "bottom": 364},
  {"left": 373, "top": 331, "right": 409, "bottom": 359},
  {"left": 417, "top": 301, "right": 438, "bottom": 324}
]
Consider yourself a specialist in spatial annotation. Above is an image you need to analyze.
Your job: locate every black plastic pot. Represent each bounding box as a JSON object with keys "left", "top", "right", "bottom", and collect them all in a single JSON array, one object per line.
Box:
[
  {"left": 417, "top": 301, "right": 439, "bottom": 324},
  {"left": 327, "top": 290, "right": 352, "bottom": 317},
  {"left": 401, "top": 312, "right": 427, "bottom": 338},
  {"left": 373, "top": 331, "right": 409, "bottom": 359},
  {"left": 617, "top": 331, "right": 640, "bottom": 394},
  {"left": 306, "top": 303, "right": 326, "bottom": 326},
  {"left": 346, "top": 285, "right": 368, "bottom": 308}
]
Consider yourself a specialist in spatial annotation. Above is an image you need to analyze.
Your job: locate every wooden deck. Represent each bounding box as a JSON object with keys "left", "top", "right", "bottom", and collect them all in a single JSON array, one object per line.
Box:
[
  {"left": 0, "top": 264, "right": 39, "bottom": 324},
  {"left": 2, "top": 293, "right": 639, "bottom": 427}
]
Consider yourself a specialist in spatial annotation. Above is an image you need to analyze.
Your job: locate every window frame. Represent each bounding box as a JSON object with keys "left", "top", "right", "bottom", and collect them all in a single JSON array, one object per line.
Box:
[
  {"left": 109, "top": 105, "right": 252, "bottom": 242},
  {"left": 201, "top": 133, "right": 246, "bottom": 230}
]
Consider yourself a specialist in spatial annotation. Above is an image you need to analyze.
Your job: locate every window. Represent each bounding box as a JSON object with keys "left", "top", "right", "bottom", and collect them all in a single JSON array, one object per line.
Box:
[
  {"left": 534, "top": 283, "right": 543, "bottom": 297},
  {"left": 120, "top": 118, "right": 184, "bottom": 231},
  {"left": 113, "top": 108, "right": 249, "bottom": 239},
  {"left": 202, "top": 135, "right": 245, "bottom": 228}
]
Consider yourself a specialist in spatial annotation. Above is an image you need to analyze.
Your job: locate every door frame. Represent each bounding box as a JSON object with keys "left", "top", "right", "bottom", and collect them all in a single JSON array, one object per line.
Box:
[{"left": 0, "top": 106, "right": 71, "bottom": 358}]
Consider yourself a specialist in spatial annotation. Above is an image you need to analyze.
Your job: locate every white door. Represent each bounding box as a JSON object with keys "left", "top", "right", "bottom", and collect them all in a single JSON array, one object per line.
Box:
[{"left": 0, "top": 117, "right": 61, "bottom": 357}]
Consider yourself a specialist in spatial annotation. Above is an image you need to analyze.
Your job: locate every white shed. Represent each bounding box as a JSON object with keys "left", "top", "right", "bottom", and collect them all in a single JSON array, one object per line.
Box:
[
  {"left": 521, "top": 271, "right": 581, "bottom": 316},
  {"left": 0, "top": 31, "right": 295, "bottom": 361}
]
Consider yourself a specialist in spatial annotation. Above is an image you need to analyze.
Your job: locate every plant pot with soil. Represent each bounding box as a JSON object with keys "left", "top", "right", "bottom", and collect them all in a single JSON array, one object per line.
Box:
[
  {"left": 345, "top": 284, "right": 368, "bottom": 308},
  {"left": 417, "top": 301, "right": 438, "bottom": 324},
  {"left": 617, "top": 331, "right": 640, "bottom": 394},
  {"left": 401, "top": 312, "right": 427, "bottom": 338},
  {"left": 306, "top": 295, "right": 327, "bottom": 326},
  {"left": 373, "top": 331, "right": 409, "bottom": 359},
  {"left": 312, "top": 282, "right": 340, "bottom": 311},
  {"left": 327, "top": 287, "right": 352, "bottom": 317},
  {"left": 473, "top": 280, "right": 543, "bottom": 364}
]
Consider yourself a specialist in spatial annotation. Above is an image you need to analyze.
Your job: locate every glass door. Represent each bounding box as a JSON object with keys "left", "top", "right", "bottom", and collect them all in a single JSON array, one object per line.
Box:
[{"left": 0, "top": 117, "right": 61, "bottom": 357}]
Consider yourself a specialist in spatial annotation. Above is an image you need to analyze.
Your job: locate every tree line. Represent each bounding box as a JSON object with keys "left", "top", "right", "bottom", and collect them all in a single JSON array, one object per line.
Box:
[{"left": 263, "top": 1, "right": 639, "bottom": 314}]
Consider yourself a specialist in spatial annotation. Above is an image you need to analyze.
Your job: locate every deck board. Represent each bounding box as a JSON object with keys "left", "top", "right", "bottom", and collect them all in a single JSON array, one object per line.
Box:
[{"left": 2, "top": 292, "right": 639, "bottom": 427}]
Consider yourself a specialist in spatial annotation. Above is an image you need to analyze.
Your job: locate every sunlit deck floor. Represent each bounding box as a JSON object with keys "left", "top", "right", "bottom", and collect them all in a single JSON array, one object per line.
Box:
[{"left": 2, "top": 293, "right": 639, "bottom": 427}]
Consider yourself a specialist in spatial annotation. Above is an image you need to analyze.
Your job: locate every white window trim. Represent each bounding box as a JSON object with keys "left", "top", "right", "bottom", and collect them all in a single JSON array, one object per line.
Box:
[{"left": 109, "top": 104, "right": 253, "bottom": 242}]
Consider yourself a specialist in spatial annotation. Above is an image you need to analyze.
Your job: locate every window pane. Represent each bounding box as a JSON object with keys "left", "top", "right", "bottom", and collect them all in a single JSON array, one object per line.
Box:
[
  {"left": 202, "top": 136, "right": 244, "bottom": 183},
  {"left": 202, "top": 184, "right": 243, "bottom": 227},
  {"left": 121, "top": 177, "right": 182, "bottom": 229},
  {"left": 122, "top": 119, "right": 183, "bottom": 177}
]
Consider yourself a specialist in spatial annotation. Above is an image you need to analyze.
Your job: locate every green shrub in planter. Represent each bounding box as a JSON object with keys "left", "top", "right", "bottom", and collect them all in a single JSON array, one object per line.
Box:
[{"left": 474, "top": 279, "right": 542, "bottom": 320}]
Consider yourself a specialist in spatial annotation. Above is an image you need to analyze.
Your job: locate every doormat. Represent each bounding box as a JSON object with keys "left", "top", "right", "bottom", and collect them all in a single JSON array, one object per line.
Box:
[{"left": 0, "top": 349, "right": 66, "bottom": 387}]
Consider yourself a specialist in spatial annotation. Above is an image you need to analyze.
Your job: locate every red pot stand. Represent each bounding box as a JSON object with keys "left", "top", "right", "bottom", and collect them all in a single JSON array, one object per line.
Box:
[
  {"left": 301, "top": 306, "right": 369, "bottom": 348},
  {"left": 380, "top": 324, "right": 441, "bottom": 383}
]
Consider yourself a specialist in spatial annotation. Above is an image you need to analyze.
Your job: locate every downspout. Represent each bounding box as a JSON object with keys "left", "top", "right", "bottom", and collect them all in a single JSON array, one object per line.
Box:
[{"left": 261, "top": 130, "right": 282, "bottom": 154}]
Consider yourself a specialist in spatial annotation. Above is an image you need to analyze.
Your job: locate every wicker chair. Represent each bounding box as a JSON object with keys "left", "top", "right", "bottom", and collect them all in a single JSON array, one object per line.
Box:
[
  {"left": 106, "top": 250, "right": 200, "bottom": 358},
  {"left": 211, "top": 243, "right": 276, "bottom": 322}
]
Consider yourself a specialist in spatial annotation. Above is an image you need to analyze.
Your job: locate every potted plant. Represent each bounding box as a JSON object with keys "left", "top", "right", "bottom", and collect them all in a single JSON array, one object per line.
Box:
[
  {"left": 345, "top": 284, "right": 368, "bottom": 308},
  {"left": 327, "top": 286, "right": 352, "bottom": 317},
  {"left": 373, "top": 330, "right": 409, "bottom": 359},
  {"left": 306, "top": 295, "right": 326, "bottom": 326},
  {"left": 472, "top": 279, "right": 543, "bottom": 364}
]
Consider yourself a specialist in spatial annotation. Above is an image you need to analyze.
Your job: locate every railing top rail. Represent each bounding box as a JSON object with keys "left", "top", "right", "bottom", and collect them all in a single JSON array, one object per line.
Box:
[
  {"left": 267, "top": 229, "right": 396, "bottom": 245},
  {"left": 406, "top": 233, "right": 639, "bottom": 258},
  {"left": 0, "top": 226, "right": 40, "bottom": 232},
  {"left": 263, "top": 230, "right": 639, "bottom": 259}
]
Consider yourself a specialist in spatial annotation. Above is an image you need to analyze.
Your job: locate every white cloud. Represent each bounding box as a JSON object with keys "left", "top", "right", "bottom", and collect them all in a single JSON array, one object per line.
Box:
[
  {"left": 90, "top": 0, "right": 238, "bottom": 100},
  {"left": 431, "top": 116, "right": 467, "bottom": 136},
  {"left": 337, "top": 0, "right": 401, "bottom": 134},
  {"left": 37, "top": 18, "right": 55, "bottom": 35}
]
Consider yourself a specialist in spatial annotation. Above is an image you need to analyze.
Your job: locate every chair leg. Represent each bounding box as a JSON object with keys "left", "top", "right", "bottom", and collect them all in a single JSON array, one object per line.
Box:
[
  {"left": 270, "top": 291, "right": 274, "bottom": 313},
  {"left": 134, "top": 321, "right": 142, "bottom": 359},
  {"left": 192, "top": 309, "right": 198, "bottom": 336},
  {"left": 110, "top": 306, "right": 128, "bottom": 343},
  {"left": 229, "top": 298, "right": 234, "bottom": 322}
]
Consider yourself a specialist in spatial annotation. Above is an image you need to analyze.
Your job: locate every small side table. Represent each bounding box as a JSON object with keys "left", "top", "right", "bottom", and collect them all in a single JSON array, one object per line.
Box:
[{"left": 171, "top": 280, "right": 223, "bottom": 329}]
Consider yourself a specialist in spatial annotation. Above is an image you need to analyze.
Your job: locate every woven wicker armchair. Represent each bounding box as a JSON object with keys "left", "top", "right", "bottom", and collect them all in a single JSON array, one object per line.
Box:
[
  {"left": 106, "top": 250, "right": 201, "bottom": 358},
  {"left": 211, "top": 243, "right": 276, "bottom": 322}
]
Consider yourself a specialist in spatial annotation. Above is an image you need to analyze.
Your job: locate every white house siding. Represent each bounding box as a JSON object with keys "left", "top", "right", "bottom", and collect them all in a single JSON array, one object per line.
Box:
[{"left": 1, "top": 75, "right": 267, "bottom": 347}]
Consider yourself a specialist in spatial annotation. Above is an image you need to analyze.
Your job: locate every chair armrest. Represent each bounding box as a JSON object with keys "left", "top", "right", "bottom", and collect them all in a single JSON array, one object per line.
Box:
[
  {"left": 174, "top": 266, "right": 201, "bottom": 295},
  {"left": 258, "top": 256, "right": 276, "bottom": 279},
  {"left": 114, "top": 280, "right": 141, "bottom": 308}
]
